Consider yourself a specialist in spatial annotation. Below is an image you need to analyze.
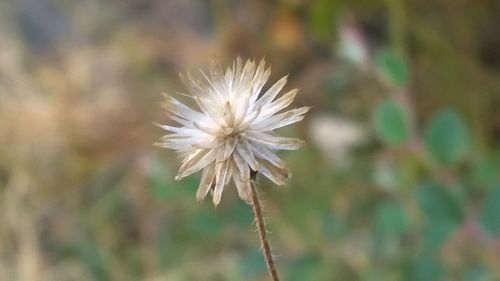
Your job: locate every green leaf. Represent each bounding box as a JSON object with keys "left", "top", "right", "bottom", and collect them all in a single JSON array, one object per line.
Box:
[
  {"left": 480, "top": 185, "right": 500, "bottom": 236},
  {"left": 470, "top": 158, "right": 499, "bottom": 188},
  {"left": 375, "top": 201, "right": 408, "bottom": 235},
  {"left": 421, "top": 221, "right": 456, "bottom": 252},
  {"left": 424, "top": 110, "right": 468, "bottom": 166},
  {"left": 375, "top": 49, "right": 409, "bottom": 87},
  {"left": 418, "top": 182, "right": 464, "bottom": 224},
  {"left": 374, "top": 99, "right": 410, "bottom": 145},
  {"left": 418, "top": 182, "right": 464, "bottom": 251}
]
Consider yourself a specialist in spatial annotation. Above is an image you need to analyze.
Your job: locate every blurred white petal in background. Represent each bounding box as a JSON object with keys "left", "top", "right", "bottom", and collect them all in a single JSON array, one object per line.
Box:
[
  {"left": 336, "top": 21, "right": 369, "bottom": 69},
  {"left": 309, "top": 113, "right": 366, "bottom": 167}
]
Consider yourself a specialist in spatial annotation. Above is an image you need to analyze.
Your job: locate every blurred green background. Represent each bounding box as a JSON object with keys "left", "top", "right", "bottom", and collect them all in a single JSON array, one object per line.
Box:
[{"left": 1, "top": 0, "right": 499, "bottom": 280}]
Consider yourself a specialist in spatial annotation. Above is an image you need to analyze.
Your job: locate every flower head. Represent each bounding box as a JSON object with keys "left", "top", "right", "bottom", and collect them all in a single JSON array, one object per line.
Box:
[{"left": 156, "top": 58, "right": 309, "bottom": 206}]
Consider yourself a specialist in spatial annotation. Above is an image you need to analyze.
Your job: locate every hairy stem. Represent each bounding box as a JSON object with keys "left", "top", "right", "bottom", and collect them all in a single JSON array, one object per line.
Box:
[{"left": 250, "top": 175, "right": 281, "bottom": 281}]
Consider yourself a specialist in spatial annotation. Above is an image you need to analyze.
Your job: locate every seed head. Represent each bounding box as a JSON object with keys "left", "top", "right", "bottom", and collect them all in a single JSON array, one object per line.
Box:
[{"left": 156, "top": 58, "right": 309, "bottom": 206}]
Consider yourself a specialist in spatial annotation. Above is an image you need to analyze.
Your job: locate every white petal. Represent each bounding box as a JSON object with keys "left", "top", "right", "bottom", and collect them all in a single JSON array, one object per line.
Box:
[
  {"left": 233, "top": 151, "right": 250, "bottom": 180},
  {"left": 155, "top": 123, "right": 198, "bottom": 135},
  {"left": 208, "top": 62, "right": 226, "bottom": 93},
  {"left": 163, "top": 113, "right": 192, "bottom": 127},
  {"left": 157, "top": 135, "right": 196, "bottom": 150},
  {"left": 238, "top": 60, "right": 256, "bottom": 93},
  {"left": 219, "top": 137, "right": 237, "bottom": 161},
  {"left": 196, "top": 164, "right": 215, "bottom": 202},
  {"left": 252, "top": 106, "right": 310, "bottom": 131},
  {"left": 258, "top": 89, "right": 299, "bottom": 118},
  {"left": 234, "top": 57, "right": 243, "bottom": 80},
  {"left": 159, "top": 133, "right": 215, "bottom": 151},
  {"left": 176, "top": 149, "right": 217, "bottom": 180},
  {"left": 257, "top": 159, "right": 289, "bottom": 186},
  {"left": 254, "top": 75, "right": 288, "bottom": 108},
  {"left": 213, "top": 160, "right": 230, "bottom": 206},
  {"left": 223, "top": 101, "right": 235, "bottom": 127},
  {"left": 233, "top": 170, "right": 252, "bottom": 203},
  {"left": 236, "top": 138, "right": 259, "bottom": 171},
  {"left": 250, "top": 141, "right": 287, "bottom": 168},
  {"left": 192, "top": 121, "right": 218, "bottom": 135},
  {"left": 179, "top": 72, "right": 203, "bottom": 94},
  {"left": 224, "top": 71, "right": 232, "bottom": 93},
  {"left": 161, "top": 94, "right": 204, "bottom": 121},
  {"left": 239, "top": 107, "right": 261, "bottom": 129},
  {"left": 199, "top": 69, "right": 225, "bottom": 100},
  {"left": 233, "top": 89, "right": 252, "bottom": 126},
  {"left": 246, "top": 132, "right": 305, "bottom": 150},
  {"left": 193, "top": 96, "right": 225, "bottom": 127},
  {"left": 181, "top": 72, "right": 223, "bottom": 104},
  {"left": 225, "top": 160, "right": 234, "bottom": 185},
  {"left": 161, "top": 94, "right": 217, "bottom": 130},
  {"left": 252, "top": 59, "right": 266, "bottom": 83},
  {"left": 249, "top": 64, "right": 271, "bottom": 106}
]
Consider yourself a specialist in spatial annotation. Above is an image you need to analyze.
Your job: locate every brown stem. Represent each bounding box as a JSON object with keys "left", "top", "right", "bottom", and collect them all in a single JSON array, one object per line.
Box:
[{"left": 250, "top": 175, "right": 281, "bottom": 281}]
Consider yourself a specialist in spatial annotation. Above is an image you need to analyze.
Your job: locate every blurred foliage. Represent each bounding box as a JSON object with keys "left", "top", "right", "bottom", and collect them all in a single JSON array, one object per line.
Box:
[
  {"left": 375, "top": 49, "right": 409, "bottom": 88},
  {"left": 480, "top": 185, "right": 500, "bottom": 237},
  {"left": 373, "top": 99, "right": 410, "bottom": 145},
  {"left": 1, "top": 0, "right": 500, "bottom": 281},
  {"left": 424, "top": 110, "right": 469, "bottom": 166}
]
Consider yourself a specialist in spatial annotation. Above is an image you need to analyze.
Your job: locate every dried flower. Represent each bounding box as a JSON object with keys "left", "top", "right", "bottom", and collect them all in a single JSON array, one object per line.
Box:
[{"left": 156, "top": 58, "right": 309, "bottom": 206}]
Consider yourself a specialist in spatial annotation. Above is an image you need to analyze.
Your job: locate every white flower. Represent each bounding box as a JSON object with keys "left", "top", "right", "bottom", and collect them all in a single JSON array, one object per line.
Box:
[
  {"left": 337, "top": 21, "right": 369, "bottom": 68},
  {"left": 156, "top": 58, "right": 309, "bottom": 206},
  {"left": 309, "top": 114, "right": 366, "bottom": 167}
]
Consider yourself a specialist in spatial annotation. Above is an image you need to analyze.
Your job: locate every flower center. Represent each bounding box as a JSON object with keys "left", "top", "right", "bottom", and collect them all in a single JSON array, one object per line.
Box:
[{"left": 220, "top": 126, "right": 240, "bottom": 138}]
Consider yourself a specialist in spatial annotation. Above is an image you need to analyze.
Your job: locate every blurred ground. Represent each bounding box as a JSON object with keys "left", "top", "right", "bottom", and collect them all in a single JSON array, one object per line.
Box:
[{"left": 0, "top": 0, "right": 499, "bottom": 280}]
